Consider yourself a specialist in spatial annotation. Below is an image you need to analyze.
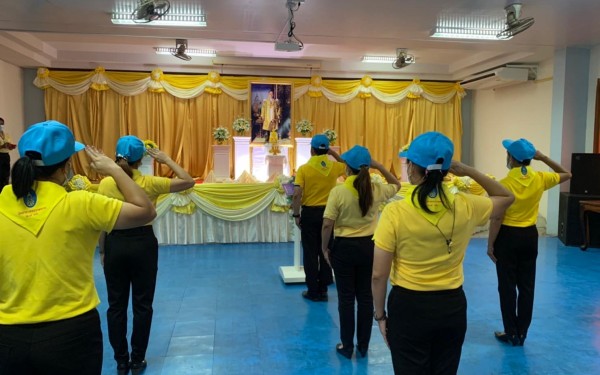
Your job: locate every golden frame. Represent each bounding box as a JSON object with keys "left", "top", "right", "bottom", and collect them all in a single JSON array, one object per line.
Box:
[{"left": 249, "top": 81, "right": 293, "bottom": 142}]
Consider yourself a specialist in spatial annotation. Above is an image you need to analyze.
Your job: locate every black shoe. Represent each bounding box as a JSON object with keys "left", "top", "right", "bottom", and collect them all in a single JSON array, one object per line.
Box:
[
  {"left": 494, "top": 331, "right": 519, "bottom": 346},
  {"left": 518, "top": 334, "right": 526, "bottom": 346},
  {"left": 130, "top": 360, "right": 147, "bottom": 375},
  {"left": 336, "top": 343, "right": 353, "bottom": 359},
  {"left": 357, "top": 345, "right": 368, "bottom": 358},
  {"left": 117, "top": 362, "right": 130, "bottom": 375},
  {"left": 302, "top": 290, "right": 328, "bottom": 302}
]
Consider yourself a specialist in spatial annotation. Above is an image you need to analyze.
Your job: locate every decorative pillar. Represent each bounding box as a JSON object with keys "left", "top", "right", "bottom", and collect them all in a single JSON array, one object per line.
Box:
[
  {"left": 295, "top": 137, "right": 312, "bottom": 168},
  {"left": 212, "top": 145, "right": 231, "bottom": 180},
  {"left": 138, "top": 155, "right": 154, "bottom": 176},
  {"left": 233, "top": 136, "right": 251, "bottom": 179}
]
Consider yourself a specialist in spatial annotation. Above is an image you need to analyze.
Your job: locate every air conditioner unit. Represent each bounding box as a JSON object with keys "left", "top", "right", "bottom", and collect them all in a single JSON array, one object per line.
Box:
[{"left": 461, "top": 65, "right": 537, "bottom": 90}]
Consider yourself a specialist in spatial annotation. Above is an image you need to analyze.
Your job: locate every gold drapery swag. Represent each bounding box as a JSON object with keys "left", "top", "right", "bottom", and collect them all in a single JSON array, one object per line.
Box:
[{"left": 35, "top": 67, "right": 465, "bottom": 179}]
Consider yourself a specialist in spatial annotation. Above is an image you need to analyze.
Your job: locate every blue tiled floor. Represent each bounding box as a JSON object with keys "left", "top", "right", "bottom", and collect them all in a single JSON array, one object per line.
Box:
[{"left": 94, "top": 237, "right": 600, "bottom": 374}]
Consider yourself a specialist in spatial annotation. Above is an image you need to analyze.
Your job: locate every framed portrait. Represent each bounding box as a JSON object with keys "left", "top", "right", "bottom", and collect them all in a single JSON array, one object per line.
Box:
[{"left": 249, "top": 82, "right": 293, "bottom": 142}]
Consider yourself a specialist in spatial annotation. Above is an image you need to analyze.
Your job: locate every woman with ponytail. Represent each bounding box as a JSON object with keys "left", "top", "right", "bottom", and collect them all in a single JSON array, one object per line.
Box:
[
  {"left": 321, "top": 145, "right": 400, "bottom": 359},
  {"left": 371, "top": 132, "right": 514, "bottom": 374},
  {"left": 97, "top": 135, "right": 195, "bottom": 374},
  {"left": 0, "top": 121, "right": 155, "bottom": 375}
]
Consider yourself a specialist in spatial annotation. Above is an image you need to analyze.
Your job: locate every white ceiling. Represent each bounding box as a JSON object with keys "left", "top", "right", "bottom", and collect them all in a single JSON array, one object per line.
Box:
[{"left": 1, "top": 0, "right": 600, "bottom": 80}]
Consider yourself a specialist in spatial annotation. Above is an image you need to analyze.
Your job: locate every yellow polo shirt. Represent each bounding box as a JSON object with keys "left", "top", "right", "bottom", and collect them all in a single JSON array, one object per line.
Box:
[
  {"left": 98, "top": 169, "right": 171, "bottom": 204},
  {"left": 0, "top": 182, "right": 122, "bottom": 324},
  {"left": 324, "top": 176, "right": 399, "bottom": 237},
  {"left": 373, "top": 192, "right": 492, "bottom": 291},
  {"left": 500, "top": 166, "right": 560, "bottom": 227},
  {"left": 295, "top": 155, "right": 345, "bottom": 206}
]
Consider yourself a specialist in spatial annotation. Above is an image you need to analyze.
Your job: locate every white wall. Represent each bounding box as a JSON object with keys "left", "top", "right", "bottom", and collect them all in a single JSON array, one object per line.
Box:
[
  {"left": 472, "top": 58, "right": 554, "bottom": 220},
  {"left": 0, "top": 59, "right": 25, "bottom": 166}
]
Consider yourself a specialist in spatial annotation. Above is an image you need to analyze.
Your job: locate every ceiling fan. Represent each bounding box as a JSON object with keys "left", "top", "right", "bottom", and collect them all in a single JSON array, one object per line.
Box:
[
  {"left": 392, "top": 49, "right": 415, "bottom": 70},
  {"left": 496, "top": 0, "right": 535, "bottom": 39},
  {"left": 132, "top": 0, "right": 171, "bottom": 23},
  {"left": 172, "top": 39, "right": 192, "bottom": 61}
]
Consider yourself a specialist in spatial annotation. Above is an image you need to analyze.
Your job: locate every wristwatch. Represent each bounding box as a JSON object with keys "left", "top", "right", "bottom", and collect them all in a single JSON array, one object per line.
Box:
[
  {"left": 373, "top": 311, "right": 387, "bottom": 321},
  {"left": 292, "top": 213, "right": 300, "bottom": 218}
]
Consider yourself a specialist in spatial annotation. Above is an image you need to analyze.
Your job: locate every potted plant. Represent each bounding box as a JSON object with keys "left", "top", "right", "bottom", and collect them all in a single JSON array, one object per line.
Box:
[
  {"left": 212, "top": 127, "right": 230, "bottom": 144},
  {"left": 232, "top": 117, "right": 250, "bottom": 136},
  {"left": 295, "top": 119, "right": 313, "bottom": 137}
]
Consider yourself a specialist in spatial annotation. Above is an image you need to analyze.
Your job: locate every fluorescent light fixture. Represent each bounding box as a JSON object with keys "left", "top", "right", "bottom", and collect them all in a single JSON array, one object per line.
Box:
[
  {"left": 362, "top": 56, "right": 396, "bottom": 63},
  {"left": 111, "top": 2, "right": 206, "bottom": 27},
  {"left": 430, "top": 12, "right": 509, "bottom": 40},
  {"left": 111, "top": 13, "right": 207, "bottom": 26},
  {"left": 155, "top": 47, "right": 216, "bottom": 57}
]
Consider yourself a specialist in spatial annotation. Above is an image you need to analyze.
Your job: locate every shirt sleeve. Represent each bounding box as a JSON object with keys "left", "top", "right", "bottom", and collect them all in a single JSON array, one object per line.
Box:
[
  {"left": 323, "top": 187, "right": 340, "bottom": 221},
  {"left": 335, "top": 162, "right": 346, "bottom": 177},
  {"left": 463, "top": 194, "right": 493, "bottom": 227},
  {"left": 541, "top": 171, "right": 561, "bottom": 191},
  {"left": 295, "top": 167, "right": 305, "bottom": 188},
  {"left": 148, "top": 176, "right": 172, "bottom": 196},
  {"left": 77, "top": 191, "right": 123, "bottom": 232},
  {"left": 373, "top": 203, "right": 398, "bottom": 253}
]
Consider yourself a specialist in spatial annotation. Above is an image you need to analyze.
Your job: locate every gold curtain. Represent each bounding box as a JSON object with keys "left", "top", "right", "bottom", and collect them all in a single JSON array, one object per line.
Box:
[{"left": 41, "top": 70, "right": 463, "bottom": 180}]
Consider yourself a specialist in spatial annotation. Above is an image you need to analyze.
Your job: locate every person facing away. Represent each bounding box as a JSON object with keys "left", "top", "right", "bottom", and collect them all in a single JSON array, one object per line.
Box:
[
  {"left": 0, "top": 121, "right": 155, "bottom": 375},
  {"left": 490, "top": 138, "right": 571, "bottom": 346},
  {"left": 0, "top": 117, "right": 16, "bottom": 191},
  {"left": 321, "top": 145, "right": 400, "bottom": 359},
  {"left": 292, "top": 134, "right": 346, "bottom": 302},
  {"left": 97, "top": 135, "right": 195, "bottom": 375},
  {"left": 371, "top": 131, "right": 514, "bottom": 375}
]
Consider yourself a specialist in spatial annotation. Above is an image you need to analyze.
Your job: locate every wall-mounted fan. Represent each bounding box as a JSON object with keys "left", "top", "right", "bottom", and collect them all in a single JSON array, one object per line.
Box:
[
  {"left": 496, "top": 1, "right": 534, "bottom": 39},
  {"left": 172, "top": 39, "right": 192, "bottom": 61},
  {"left": 392, "top": 49, "right": 415, "bottom": 70},
  {"left": 132, "top": 0, "right": 171, "bottom": 23}
]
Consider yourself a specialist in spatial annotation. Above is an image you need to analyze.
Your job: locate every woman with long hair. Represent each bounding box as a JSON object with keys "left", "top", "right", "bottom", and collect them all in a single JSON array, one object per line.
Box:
[
  {"left": 97, "top": 135, "right": 195, "bottom": 374},
  {"left": 0, "top": 121, "right": 155, "bottom": 375},
  {"left": 322, "top": 145, "right": 400, "bottom": 358},
  {"left": 372, "top": 132, "right": 514, "bottom": 374}
]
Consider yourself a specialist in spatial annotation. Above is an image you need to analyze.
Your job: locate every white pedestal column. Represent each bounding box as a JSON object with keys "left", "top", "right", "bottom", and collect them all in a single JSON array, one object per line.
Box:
[
  {"left": 233, "top": 136, "right": 251, "bottom": 179},
  {"left": 138, "top": 155, "right": 154, "bottom": 176},
  {"left": 279, "top": 225, "right": 305, "bottom": 283},
  {"left": 212, "top": 144, "right": 230, "bottom": 180},
  {"left": 295, "top": 137, "right": 312, "bottom": 168}
]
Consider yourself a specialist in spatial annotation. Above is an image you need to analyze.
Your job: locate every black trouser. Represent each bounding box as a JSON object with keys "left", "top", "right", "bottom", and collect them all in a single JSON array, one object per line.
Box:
[
  {"left": 330, "top": 236, "right": 374, "bottom": 351},
  {"left": 493, "top": 224, "right": 538, "bottom": 338},
  {"left": 387, "top": 286, "right": 467, "bottom": 375},
  {"left": 104, "top": 226, "right": 158, "bottom": 365},
  {"left": 0, "top": 153, "right": 9, "bottom": 191},
  {"left": 0, "top": 309, "right": 103, "bottom": 375},
  {"left": 300, "top": 205, "right": 333, "bottom": 297}
]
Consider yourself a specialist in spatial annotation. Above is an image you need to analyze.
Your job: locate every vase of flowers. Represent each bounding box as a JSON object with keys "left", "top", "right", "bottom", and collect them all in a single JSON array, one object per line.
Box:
[
  {"left": 144, "top": 139, "right": 158, "bottom": 152},
  {"left": 295, "top": 119, "right": 313, "bottom": 137},
  {"left": 232, "top": 117, "right": 250, "bottom": 136},
  {"left": 323, "top": 129, "right": 337, "bottom": 146},
  {"left": 212, "top": 127, "right": 230, "bottom": 145}
]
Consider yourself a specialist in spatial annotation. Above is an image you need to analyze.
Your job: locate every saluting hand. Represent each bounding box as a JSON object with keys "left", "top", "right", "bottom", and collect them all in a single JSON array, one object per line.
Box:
[
  {"left": 85, "top": 146, "right": 120, "bottom": 175},
  {"left": 146, "top": 148, "right": 171, "bottom": 164},
  {"left": 449, "top": 160, "right": 472, "bottom": 177}
]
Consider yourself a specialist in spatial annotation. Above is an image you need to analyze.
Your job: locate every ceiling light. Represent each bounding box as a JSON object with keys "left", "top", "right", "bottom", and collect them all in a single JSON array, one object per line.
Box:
[
  {"left": 111, "top": 13, "right": 206, "bottom": 26},
  {"left": 155, "top": 47, "right": 216, "bottom": 57},
  {"left": 430, "top": 12, "right": 509, "bottom": 40},
  {"left": 362, "top": 56, "right": 397, "bottom": 63},
  {"left": 111, "top": 2, "right": 206, "bottom": 27}
]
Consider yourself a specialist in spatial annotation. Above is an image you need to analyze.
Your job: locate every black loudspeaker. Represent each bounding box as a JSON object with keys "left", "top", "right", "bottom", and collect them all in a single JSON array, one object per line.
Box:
[
  {"left": 571, "top": 153, "right": 600, "bottom": 195},
  {"left": 558, "top": 192, "right": 600, "bottom": 247}
]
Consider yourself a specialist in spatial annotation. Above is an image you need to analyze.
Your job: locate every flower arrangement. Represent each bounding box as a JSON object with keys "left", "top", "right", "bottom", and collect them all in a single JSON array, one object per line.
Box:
[
  {"left": 212, "top": 127, "right": 230, "bottom": 144},
  {"left": 323, "top": 129, "right": 337, "bottom": 145},
  {"left": 232, "top": 117, "right": 250, "bottom": 135},
  {"left": 295, "top": 119, "right": 313, "bottom": 136},
  {"left": 66, "top": 174, "right": 92, "bottom": 192},
  {"left": 144, "top": 139, "right": 158, "bottom": 153}
]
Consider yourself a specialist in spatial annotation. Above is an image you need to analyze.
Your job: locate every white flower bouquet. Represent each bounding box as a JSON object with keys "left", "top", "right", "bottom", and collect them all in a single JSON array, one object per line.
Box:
[
  {"left": 323, "top": 129, "right": 337, "bottom": 145},
  {"left": 212, "top": 127, "right": 230, "bottom": 144},
  {"left": 295, "top": 119, "right": 313, "bottom": 136},
  {"left": 232, "top": 117, "right": 250, "bottom": 135}
]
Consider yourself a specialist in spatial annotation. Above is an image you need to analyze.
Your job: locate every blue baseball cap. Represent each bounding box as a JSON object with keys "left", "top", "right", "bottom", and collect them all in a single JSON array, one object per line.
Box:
[
  {"left": 399, "top": 131, "right": 454, "bottom": 171},
  {"left": 18, "top": 120, "right": 84, "bottom": 166},
  {"left": 342, "top": 145, "right": 371, "bottom": 170},
  {"left": 116, "top": 135, "right": 145, "bottom": 162},
  {"left": 502, "top": 138, "right": 536, "bottom": 162},
  {"left": 311, "top": 134, "right": 330, "bottom": 150}
]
